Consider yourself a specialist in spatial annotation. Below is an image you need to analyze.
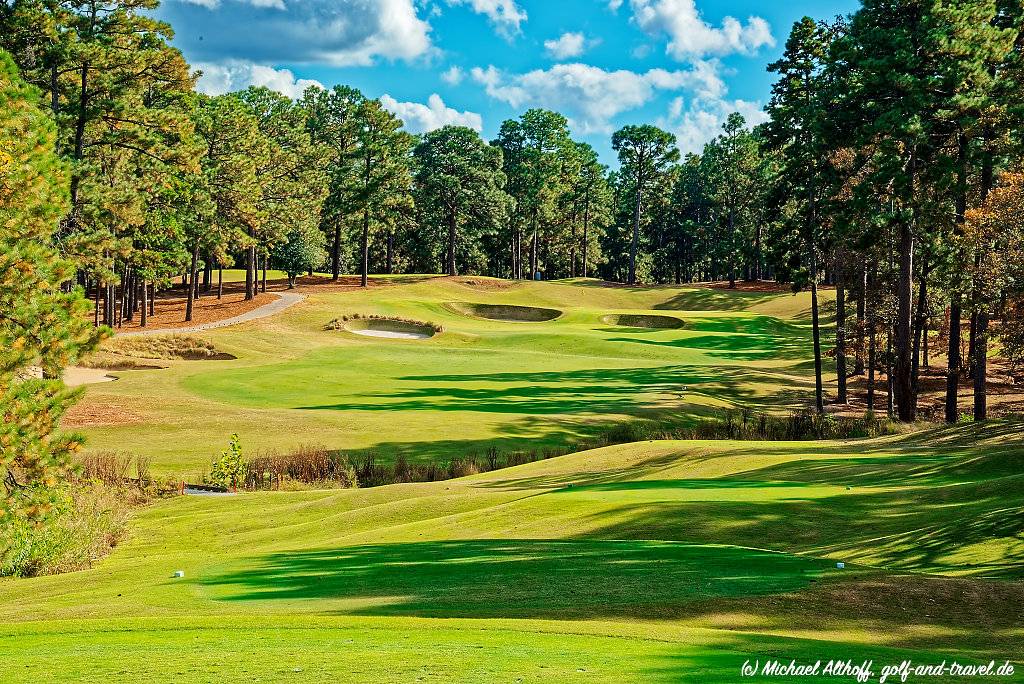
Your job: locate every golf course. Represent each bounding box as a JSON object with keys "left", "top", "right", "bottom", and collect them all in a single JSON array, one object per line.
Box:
[
  {"left": 3, "top": 278, "right": 1021, "bottom": 682},
  {"left": 5, "top": 0, "right": 1024, "bottom": 674}
]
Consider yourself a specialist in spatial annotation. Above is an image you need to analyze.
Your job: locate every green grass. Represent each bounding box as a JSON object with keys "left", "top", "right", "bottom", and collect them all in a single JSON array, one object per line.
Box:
[
  {"left": 3, "top": 422, "right": 1022, "bottom": 682},
  {"left": 76, "top": 277, "right": 830, "bottom": 474}
]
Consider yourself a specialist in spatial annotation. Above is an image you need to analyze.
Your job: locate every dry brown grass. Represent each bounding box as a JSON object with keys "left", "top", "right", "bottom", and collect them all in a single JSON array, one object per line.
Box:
[{"left": 104, "top": 334, "right": 232, "bottom": 361}]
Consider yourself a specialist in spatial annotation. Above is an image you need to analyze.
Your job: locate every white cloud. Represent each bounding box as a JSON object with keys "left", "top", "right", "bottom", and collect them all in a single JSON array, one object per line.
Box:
[
  {"left": 471, "top": 62, "right": 721, "bottom": 134},
  {"left": 195, "top": 60, "right": 323, "bottom": 99},
  {"left": 441, "top": 65, "right": 465, "bottom": 85},
  {"left": 444, "top": 0, "right": 527, "bottom": 35},
  {"left": 380, "top": 93, "right": 483, "bottom": 133},
  {"left": 659, "top": 95, "right": 768, "bottom": 154},
  {"left": 177, "top": 0, "right": 284, "bottom": 8},
  {"left": 544, "top": 32, "right": 599, "bottom": 60},
  {"left": 607, "top": 0, "right": 624, "bottom": 11},
  {"left": 163, "top": 0, "right": 434, "bottom": 67},
  {"left": 628, "top": 0, "right": 773, "bottom": 59}
]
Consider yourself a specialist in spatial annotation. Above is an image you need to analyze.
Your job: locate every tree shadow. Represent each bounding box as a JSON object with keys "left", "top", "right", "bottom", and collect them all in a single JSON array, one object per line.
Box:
[
  {"left": 202, "top": 539, "right": 830, "bottom": 620},
  {"left": 297, "top": 365, "right": 771, "bottom": 415}
]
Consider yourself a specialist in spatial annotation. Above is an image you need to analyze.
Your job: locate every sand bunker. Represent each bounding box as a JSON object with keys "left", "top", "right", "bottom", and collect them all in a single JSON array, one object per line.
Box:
[
  {"left": 345, "top": 319, "right": 436, "bottom": 340},
  {"left": 64, "top": 367, "right": 118, "bottom": 386},
  {"left": 601, "top": 314, "right": 684, "bottom": 329},
  {"left": 448, "top": 302, "right": 562, "bottom": 322}
]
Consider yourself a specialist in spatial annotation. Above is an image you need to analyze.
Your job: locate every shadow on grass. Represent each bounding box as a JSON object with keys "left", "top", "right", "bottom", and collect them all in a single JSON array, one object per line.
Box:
[
  {"left": 203, "top": 539, "right": 828, "bottom": 620},
  {"left": 297, "top": 365, "right": 780, "bottom": 415}
]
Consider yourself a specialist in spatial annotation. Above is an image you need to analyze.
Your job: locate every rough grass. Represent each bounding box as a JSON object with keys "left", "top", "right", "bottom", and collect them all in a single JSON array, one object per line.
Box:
[
  {"left": 1, "top": 421, "right": 1021, "bottom": 680},
  {"left": 103, "top": 334, "right": 232, "bottom": 360}
]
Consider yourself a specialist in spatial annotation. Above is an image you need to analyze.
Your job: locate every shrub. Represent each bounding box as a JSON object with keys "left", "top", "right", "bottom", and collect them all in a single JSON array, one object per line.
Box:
[
  {"left": 0, "top": 481, "right": 153, "bottom": 577},
  {"left": 244, "top": 444, "right": 357, "bottom": 490},
  {"left": 209, "top": 433, "right": 245, "bottom": 489}
]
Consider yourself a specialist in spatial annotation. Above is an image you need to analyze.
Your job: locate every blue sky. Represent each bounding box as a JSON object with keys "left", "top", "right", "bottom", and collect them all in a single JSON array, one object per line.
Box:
[{"left": 158, "top": 0, "right": 858, "bottom": 165}]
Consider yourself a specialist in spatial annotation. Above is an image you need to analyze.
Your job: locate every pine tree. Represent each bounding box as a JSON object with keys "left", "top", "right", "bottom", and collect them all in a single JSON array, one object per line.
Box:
[
  {"left": 1, "top": 50, "right": 101, "bottom": 522},
  {"left": 413, "top": 126, "right": 510, "bottom": 276},
  {"left": 611, "top": 124, "right": 679, "bottom": 285}
]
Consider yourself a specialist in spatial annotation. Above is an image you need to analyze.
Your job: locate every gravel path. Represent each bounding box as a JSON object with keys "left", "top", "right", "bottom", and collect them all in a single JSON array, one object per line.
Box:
[{"left": 117, "top": 292, "right": 305, "bottom": 337}]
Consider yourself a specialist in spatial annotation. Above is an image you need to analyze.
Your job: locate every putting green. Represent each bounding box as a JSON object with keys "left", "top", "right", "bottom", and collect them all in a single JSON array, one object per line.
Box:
[
  {"left": 3, "top": 423, "right": 1021, "bottom": 682},
  {"left": 72, "top": 277, "right": 827, "bottom": 474}
]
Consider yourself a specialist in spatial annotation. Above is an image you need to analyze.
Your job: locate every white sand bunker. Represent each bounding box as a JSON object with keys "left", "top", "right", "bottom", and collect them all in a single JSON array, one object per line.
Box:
[
  {"left": 341, "top": 318, "right": 437, "bottom": 340},
  {"left": 64, "top": 367, "right": 118, "bottom": 386},
  {"left": 21, "top": 366, "right": 117, "bottom": 386},
  {"left": 351, "top": 327, "right": 431, "bottom": 340},
  {"left": 601, "top": 314, "right": 684, "bottom": 329},
  {"left": 447, "top": 302, "right": 562, "bottom": 322}
]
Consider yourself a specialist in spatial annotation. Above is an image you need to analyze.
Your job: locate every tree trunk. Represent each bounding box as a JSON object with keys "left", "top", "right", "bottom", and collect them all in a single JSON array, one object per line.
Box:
[
  {"left": 94, "top": 280, "right": 100, "bottom": 327},
  {"left": 893, "top": 216, "right": 915, "bottom": 422},
  {"left": 185, "top": 243, "right": 199, "bottom": 322},
  {"left": 911, "top": 258, "right": 928, "bottom": 403},
  {"left": 447, "top": 210, "right": 457, "bottom": 277},
  {"left": 218, "top": 268, "right": 223, "bottom": 300},
  {"left": 69, "top": 62, "right": 89, "bottom": 207},
  {"left": 386, "top": 231, "right": 394, "bottom": 275},
  {"left": 245, "top": 245, "right": 255, "bottom": 301},
  {"left": 582, "top": 198, "right": 590, "bottom": 279},
  {"left": 360, "top": 207, "right": 369, "bottom": 288},
  {"left": 530, "top": 210, "right": 539, "bottom": 279},
  {"left": 809, "top": 243, "right": 824, "bottom": 414},
  {"left": 973, "top": 312, "right": 988, "bottom": 420},
  {"left": 332, "top": 218, "right": 342, "bottom": 281},
  {"left": 835, "top": 282, "right": 847, "bottom": 404},
  {"left": 728, "top": 206, "right": 736, "bottom": 289},
  {"left": 945, "top": 293, "right": 961, "bottom": 423},
  {"left": 141, "top": 280, "right": 149, "bottom": 327},
  {"left": 867, "top": 304, "right": 876, "bottom": 413},
  {"left": 629, "top": 182, "right": 642, "bottom": 285},
  {"left": 886, "top": 323, "right": 894, "bottom": 418},
  {"left": 149, "top": 283, "right": 155, "bottom": 317},
  {"left": 261, "top": 255, "right": 267, "bottom": 293},
  {"left": 855, "top": 262, "right": 866, "bottom": 375}
]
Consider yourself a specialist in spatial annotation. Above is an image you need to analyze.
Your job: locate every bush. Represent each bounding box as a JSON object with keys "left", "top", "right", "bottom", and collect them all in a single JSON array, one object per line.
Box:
[
  {"left": 209, "top": 433, "right": 245, "bottom": 488},
  {"left": 0, "top": 481, "right": 153, "bottom": 577},
  {"left": 244, "top": 444, "right": 357, "bottom": 490}
]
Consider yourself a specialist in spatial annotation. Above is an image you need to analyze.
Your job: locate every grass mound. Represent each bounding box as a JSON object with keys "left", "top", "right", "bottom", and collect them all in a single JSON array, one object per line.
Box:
[
  {"left": 104, "top": 335, "right": 233, "bottom": 361},
  {"left": 601, "top": 313, "right": 684, "bottom": 329},
  {"left": 447, "top": 301, "right": 562, "bottom": 322}
]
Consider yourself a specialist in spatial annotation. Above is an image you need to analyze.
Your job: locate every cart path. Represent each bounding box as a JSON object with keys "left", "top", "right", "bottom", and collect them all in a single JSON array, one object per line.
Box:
[{"left": 116, "top": 292, "right": 305, "bottom": 337}]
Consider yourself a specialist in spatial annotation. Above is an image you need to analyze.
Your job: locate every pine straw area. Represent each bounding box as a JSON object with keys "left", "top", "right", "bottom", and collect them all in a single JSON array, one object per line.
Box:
[
  {"left": 100, "top": 275, "right": 382, "bottom": 333},
  {"left": 835, "top": 356, "right": 1023, "bottom": 419},
  {"left": 61, "top": 399, "right": 148, "bottom": 428}
]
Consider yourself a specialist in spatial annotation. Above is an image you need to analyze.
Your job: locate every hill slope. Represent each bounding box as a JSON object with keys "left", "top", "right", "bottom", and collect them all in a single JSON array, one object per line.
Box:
[{"left": 2, "top": 421, "right": 1021, "bottom": 682}]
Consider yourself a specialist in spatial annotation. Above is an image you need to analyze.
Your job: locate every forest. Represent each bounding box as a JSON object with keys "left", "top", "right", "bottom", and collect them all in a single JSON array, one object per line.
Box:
[{"left": 2, "top": 0, "right": 1024, "bottom": 434}]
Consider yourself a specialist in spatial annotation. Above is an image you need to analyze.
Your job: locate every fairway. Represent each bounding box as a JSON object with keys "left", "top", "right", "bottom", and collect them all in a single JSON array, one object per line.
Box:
[
  {"left": 70, "top": 277, "right": 827, "bottom": 474},
  {"left": 2, "top": 423, "right": 1021, "bottom": 682}
]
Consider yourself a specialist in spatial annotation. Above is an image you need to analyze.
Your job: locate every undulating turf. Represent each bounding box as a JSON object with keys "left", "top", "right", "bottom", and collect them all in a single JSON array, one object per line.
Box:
[
  {"left": 3, "top": 422, "right": 1022, "bottom": 682},
  {"left": 73, "top": 277, "right": 829, "bottom": 474}
]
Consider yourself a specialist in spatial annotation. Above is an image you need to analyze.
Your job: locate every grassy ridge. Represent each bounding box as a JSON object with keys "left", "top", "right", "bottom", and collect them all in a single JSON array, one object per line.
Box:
[
  {"left": 2, "top": 422, "right": 1021, "bottom": 681},
  {"left": 73, "top": 278, "right": 828, "bottom": 474}
]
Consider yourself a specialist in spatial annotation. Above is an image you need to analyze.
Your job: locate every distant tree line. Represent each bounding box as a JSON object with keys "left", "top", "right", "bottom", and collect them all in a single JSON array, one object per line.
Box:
[{"left": 2, "top": 0, "right": 1024, "bottom": 428}]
